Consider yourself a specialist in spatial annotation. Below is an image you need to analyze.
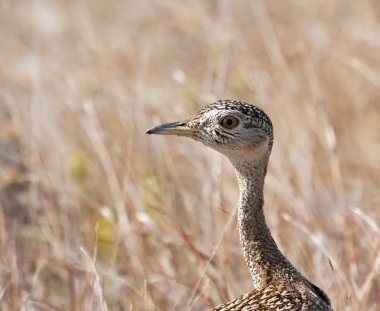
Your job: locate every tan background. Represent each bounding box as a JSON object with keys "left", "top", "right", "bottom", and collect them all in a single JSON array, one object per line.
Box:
[{"left": 0, "top": 0, "right": 379, "bottom": 310}]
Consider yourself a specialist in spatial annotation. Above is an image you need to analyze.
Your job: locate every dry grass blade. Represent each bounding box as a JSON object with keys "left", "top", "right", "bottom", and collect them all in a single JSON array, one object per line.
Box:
[
  {"left": 328, "top": 258, "right": 345, "bottom": 311},
  {"left": 185, "top": 208, "right": 237, "bottom": 310},
  {"left": 0, "top": 0, "right": 379, "bottom": 310},
  {"left": 80, "top": 247, "right": 108, "bottom": 311}
]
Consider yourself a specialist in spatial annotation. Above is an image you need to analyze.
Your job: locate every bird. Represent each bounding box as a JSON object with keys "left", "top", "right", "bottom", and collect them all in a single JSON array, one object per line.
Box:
[{"left": 146, "top": 100, "right": 333, "bottom": 310}]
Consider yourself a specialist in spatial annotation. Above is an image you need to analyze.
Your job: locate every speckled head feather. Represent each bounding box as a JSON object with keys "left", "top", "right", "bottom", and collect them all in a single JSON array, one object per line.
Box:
[
  {"left": 193, "top": 100, "right": 273, "bottom": 142},
  {"left": 171, "top": 100, "right": 275, "bottom": 161},
  {"left": 147, "top": 100, "right": 274, "bottom": 158},
  {"left": 192, "top": 100, "right": 272, "bottom": 144}
]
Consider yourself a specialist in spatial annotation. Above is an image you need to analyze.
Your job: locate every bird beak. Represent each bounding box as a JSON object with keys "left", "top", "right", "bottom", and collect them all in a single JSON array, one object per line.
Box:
[{"left": 146, "top": 120, "right": 198, "bottom": 136}]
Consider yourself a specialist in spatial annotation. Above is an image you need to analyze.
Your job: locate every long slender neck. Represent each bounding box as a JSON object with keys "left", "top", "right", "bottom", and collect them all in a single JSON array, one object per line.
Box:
[{"left": 231, "top": 155, "right": 294, "bottom": 289}]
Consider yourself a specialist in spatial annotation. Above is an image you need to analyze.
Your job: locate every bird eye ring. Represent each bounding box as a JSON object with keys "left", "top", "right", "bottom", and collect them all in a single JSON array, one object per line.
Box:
[{"left": 220, "top": 116, "right": 239, "bottom": 129}]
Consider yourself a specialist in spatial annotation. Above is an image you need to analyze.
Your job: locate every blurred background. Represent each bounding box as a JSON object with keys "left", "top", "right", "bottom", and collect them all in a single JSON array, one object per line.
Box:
[{"left": 1, "top": 0, "right": 380, "bottom": 310}]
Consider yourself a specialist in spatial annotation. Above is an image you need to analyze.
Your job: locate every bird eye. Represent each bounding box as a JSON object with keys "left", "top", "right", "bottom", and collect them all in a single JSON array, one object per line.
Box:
[{"left": 220, "top": 116, "right": 239, "bottom": 129}]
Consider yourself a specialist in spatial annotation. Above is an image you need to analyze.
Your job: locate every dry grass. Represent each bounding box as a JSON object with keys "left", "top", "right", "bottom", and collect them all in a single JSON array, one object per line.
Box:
[{"left": 1, "top": 0, "right": 380, "bottom": 310}]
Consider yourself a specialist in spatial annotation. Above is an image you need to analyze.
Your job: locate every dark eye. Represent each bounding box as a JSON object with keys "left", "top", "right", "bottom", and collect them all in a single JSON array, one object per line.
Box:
[{"left": 220, "top": 116, "right": 239, "bottom": 129}]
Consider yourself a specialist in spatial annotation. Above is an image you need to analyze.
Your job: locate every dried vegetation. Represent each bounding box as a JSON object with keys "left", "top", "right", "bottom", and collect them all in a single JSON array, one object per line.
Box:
[{"left": 0, "top": 0, "right": 379, "bottom": 310}]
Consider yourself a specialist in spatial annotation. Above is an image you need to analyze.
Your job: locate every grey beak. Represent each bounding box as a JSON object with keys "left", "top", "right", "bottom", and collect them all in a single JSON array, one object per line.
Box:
[{"left": 146, "top": 120, "right": 198, "bottom": 136}]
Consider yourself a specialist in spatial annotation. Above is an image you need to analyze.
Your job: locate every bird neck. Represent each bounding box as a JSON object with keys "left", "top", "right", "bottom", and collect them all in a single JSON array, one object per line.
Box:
[{"left": 231, "top": 156, "right": 292, "bottom": 289}]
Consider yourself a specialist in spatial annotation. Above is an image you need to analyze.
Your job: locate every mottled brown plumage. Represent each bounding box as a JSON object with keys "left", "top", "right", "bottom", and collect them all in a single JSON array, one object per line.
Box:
[
  {"left": 213, "top": 285, "right": 326, "bottom": 311},
  {"left": 147, "top": 100, "right": 332, "bottom": 310}
]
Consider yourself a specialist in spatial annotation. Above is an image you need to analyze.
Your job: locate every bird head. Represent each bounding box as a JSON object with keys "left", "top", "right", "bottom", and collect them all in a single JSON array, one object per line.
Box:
[{"left": 146, "top": 100, "right": 273, "bottom": 162}]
